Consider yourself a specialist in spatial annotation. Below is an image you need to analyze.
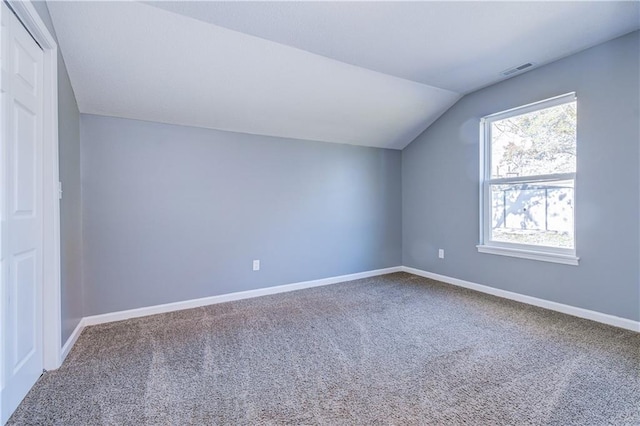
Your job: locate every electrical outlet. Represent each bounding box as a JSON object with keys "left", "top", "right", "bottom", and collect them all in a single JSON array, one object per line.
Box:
[
  {"left": 438, "top": 249, "right": 445, "bottom": 259},
  {"left": 252, "top": 260, "right": 260, "bottom": 271}
]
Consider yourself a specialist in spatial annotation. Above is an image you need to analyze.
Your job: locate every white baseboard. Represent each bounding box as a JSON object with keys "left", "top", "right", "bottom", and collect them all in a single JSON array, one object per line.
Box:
[
  {"left": 60, "top": 264, "right": 638, "bottom": 365},
  {"left": 60, "top": 319, "right": 85, "bottom": 363},
  {"left": 401, "top": 266, "right": 640, "bottom": 332},
  {"left": 82, "top": 266, "right": 402, "bottom": 327}
]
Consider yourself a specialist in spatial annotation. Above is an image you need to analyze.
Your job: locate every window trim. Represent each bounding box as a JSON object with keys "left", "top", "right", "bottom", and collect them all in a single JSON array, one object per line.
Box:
[{"left": 477, "top": 92, "right": 579, "bottom": 266}]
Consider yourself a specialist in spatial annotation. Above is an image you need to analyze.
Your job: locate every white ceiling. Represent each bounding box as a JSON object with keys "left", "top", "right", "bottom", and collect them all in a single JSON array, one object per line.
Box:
[
  {"left": 147, "top": 1, "right": 640, "bottom": 94},
  {"left": 48, "top": 1, "right": 639, "bottom": 150}
]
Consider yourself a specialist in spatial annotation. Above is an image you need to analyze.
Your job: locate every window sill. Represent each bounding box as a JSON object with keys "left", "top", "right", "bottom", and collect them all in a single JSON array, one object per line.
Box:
[{"left": 476, "top": 245, "right": 579, "bottom": 266}]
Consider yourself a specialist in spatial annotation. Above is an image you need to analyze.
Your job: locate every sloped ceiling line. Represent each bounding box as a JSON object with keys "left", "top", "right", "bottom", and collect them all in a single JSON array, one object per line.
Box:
[{"left": 48, "top": 1, "right": 639, "bottom": 150}]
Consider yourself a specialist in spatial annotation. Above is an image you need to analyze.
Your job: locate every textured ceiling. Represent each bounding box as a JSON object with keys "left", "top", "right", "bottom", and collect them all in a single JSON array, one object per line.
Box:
[{"left": 48, "top": 1, "right": 639, "bottom": 149}]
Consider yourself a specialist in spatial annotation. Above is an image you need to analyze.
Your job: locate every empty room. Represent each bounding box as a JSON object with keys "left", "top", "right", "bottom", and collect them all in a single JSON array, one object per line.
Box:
[{"left": 1, "top": 0, "right": 639, "bottom": 424}]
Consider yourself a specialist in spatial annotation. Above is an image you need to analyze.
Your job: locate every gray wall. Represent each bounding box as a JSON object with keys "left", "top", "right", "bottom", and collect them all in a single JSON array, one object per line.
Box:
[
  {"left": 403, "top": 31, "right": 640, "bottom": 321},
  {"left": 30, "top": 3, "right": 640, "bottom": 326},
  {"left": 81, "top": 115, "right": 402, "bottom": 315},
  {"left": 32, "top": 1, "right": 84, "bottom": 343}
]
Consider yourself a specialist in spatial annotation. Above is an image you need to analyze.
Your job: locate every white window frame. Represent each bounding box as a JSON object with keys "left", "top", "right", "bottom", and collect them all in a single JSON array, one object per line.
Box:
[{"left": 477, "top": 92, "right": 579, "bottom": 266}]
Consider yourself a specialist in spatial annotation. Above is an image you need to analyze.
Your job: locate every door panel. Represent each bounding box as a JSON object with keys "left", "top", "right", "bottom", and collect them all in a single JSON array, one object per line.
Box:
[
  {"left": 1, "top": 3, "right": 44, "bottom": 423},
  {"left": 13, "top": 249, "right": 36, "bottom": 370},
  {"left": 12, "top": 102, "right": 36, "bottom": 216},
  {"left": 13, "top": 39, "right": 37, "bottom": 92}
]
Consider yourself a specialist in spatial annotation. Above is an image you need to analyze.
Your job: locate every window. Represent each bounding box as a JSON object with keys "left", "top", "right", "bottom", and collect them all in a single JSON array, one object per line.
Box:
[{"left": 477, "top": 93, "right": 579, "bottom": 265}]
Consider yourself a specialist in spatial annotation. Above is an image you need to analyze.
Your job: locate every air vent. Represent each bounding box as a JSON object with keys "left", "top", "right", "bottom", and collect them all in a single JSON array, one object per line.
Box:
[{"left": 501, "top": 62, "right": 534, "bottom": 77}]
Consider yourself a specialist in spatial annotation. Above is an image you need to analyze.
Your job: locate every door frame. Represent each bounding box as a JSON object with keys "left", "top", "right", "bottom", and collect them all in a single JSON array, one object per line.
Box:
[{"left": 5, "top": 0, "right": 61, "bottom": 371}]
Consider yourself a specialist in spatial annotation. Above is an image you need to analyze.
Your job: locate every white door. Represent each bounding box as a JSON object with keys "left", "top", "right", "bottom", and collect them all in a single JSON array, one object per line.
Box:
[{"left": 0, "top": 2, "right": 45, "bottom": 423}]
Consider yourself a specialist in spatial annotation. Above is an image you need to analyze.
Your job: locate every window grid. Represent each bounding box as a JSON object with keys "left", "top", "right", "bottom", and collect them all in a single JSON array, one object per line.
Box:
[{"left": 478, "top": 92, "right": 578, "bottom": 265}]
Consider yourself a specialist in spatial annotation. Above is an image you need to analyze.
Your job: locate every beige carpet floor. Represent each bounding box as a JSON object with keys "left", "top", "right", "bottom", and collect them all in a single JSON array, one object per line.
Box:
[{"left": 9, "top": 272, "right": 640, "bottom": 425}]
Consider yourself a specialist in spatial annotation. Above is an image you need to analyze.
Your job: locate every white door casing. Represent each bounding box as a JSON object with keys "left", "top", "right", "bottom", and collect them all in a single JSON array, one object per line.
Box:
[
  {"left": 1, "top": 2, "right": 45, "bottom": 423},
  {"left": 6, "top": 0, "right": 63, "bottom": 376},
  {"left": 4, "top": 0, "right": 63, "bottom": 372}
]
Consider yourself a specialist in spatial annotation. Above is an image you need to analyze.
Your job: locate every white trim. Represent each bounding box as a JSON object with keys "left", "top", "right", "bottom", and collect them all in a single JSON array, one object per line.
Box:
[
  {"left": 60, "top": 320, "right": 85, "bottom": 364},
  {"left": 50, "top": 264, "right": 640, "bottom": 366},
  {"left": 401, "top": 266, "right": 639, "bottom": 332},
  {"left": 8, "top": 1, "right": 62, "bottom": 371},
  {"left": 476, "top": 244, "right": 579, "bottom": 266},
  {"left": 487, "top": 172, "right": 575, "bottom": 186},
  {"left": 83, "top": 267, "right": 402, "bottom": 326},
  {"left": 479, "top": 92, "right": 578, "bottom": 264},
  {"left": 484, "top": 92, "right": 576, "bottom": 122}
]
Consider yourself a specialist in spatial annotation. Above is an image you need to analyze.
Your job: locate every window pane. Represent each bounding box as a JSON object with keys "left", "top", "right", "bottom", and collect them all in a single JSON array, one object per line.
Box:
[
  {"left": 490, "top": 101, "right": 576, "bottom": 178},
  {"left": 490, "top": 180, "right": 574, "bottom": 249}
]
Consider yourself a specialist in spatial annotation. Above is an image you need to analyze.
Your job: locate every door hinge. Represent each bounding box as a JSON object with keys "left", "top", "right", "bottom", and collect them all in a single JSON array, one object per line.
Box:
[{"left": 58, "top": 181, "right": 63, "bottom": 200}]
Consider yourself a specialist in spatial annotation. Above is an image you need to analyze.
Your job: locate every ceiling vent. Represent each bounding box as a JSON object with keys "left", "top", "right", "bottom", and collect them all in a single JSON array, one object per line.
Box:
[{"left": 501, "top": 62, "right": 534, "bottom": 77}]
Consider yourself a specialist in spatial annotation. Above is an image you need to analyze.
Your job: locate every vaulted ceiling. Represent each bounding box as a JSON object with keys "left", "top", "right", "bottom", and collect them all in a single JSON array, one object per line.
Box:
[{"left": 48, "top": 1, "right": 639, "bottom": 149}]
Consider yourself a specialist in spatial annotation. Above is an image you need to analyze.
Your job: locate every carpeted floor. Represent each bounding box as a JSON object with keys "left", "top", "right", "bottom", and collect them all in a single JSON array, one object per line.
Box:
[{"left": 9, "top": 272, "right": 640, "bottom": 425}]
